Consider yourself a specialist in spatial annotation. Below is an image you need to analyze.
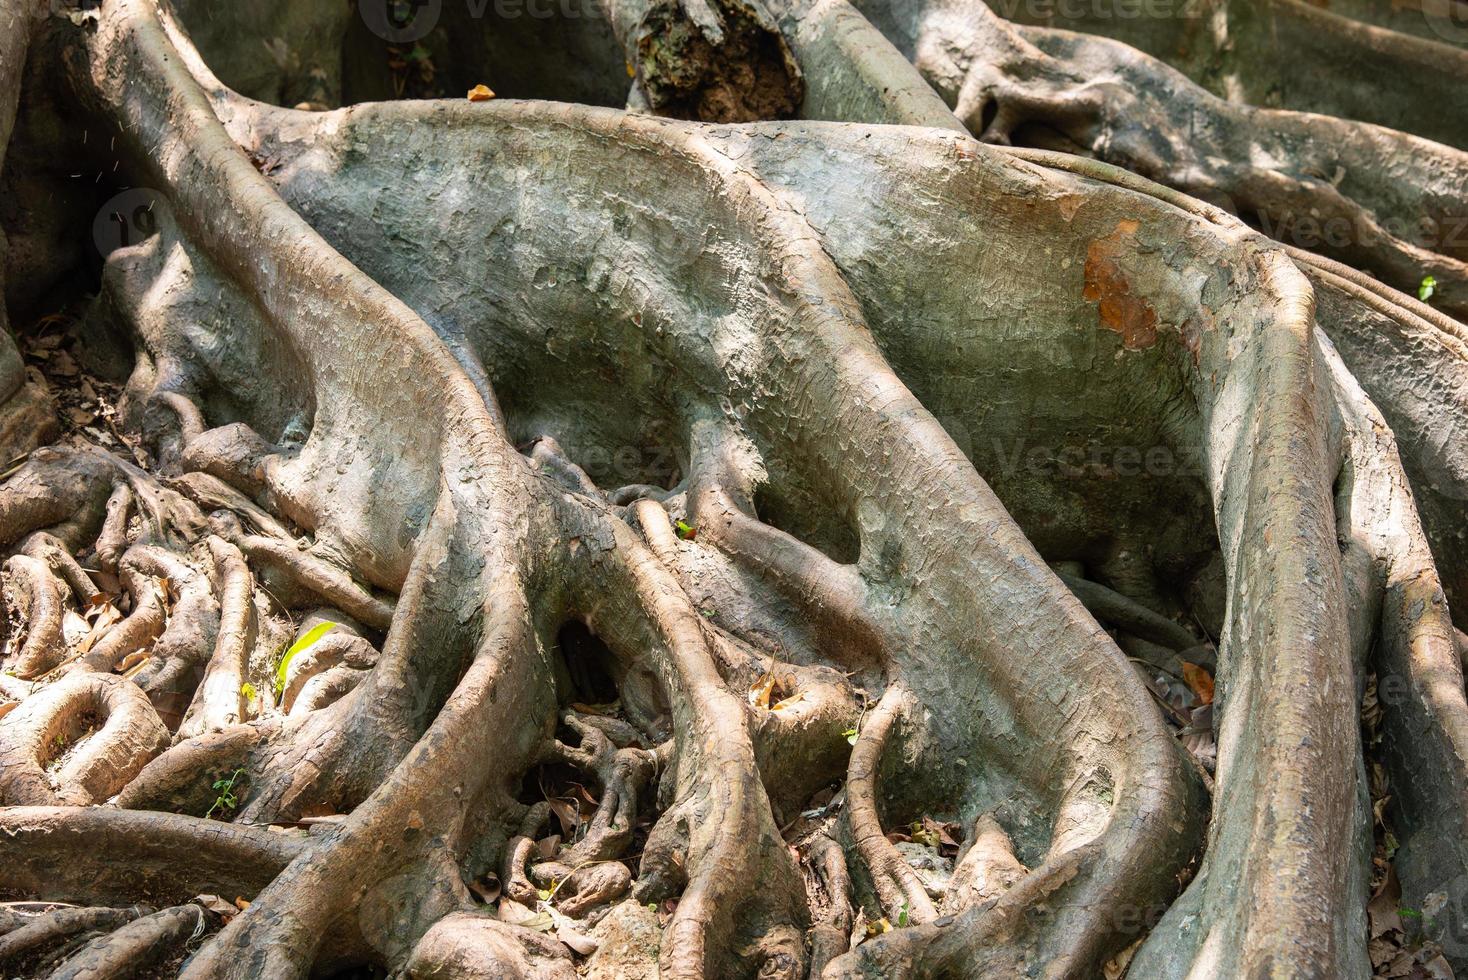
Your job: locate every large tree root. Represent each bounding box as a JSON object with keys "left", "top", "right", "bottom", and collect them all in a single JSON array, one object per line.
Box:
[{"left": 0, "top": 0, "right": 1463, "bottom": 975}]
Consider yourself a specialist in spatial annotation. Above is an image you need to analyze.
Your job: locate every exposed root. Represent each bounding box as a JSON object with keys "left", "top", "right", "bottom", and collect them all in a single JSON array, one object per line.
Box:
[
  {"left": 844, "top": 685, "right": 938, "bottom": 924},
  {"left": 941, "top": 812, "right": 1027, "bottom": 914},
  {"left": 214, "top": 514, "right": 394, "bottom": 631},
  {"left": 0, "top": 906, "right": 147, "bottom": 972},
  {"left": 0, "top": 807, "right": 303, "bottom": 904},
  {"left": 176, "top": 537, "right": 253, "bottom": 737},
  {"left": 47, "top": 904, "right": 206, "bottom": 980},
  {"left": 404, "top": 912, "right": 577, "bottom": 980},
  {"left": 0, "top": 671, "right": 168, "bottom": 805},
  {"left": 3, "top": 553, "right": 68, "bottom": 678}
]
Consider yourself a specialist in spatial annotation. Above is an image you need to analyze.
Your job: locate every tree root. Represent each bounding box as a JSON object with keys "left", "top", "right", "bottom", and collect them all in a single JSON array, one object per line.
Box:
[
  {"left": 844, "top": 685, "right": 938, "bottom": 924},
  {"left": 48, "top": 904, "right": 206, "bottom": 980},
  {"left": 0, "top": 0, "right": 1462, "bottom": 975},
  {"left": 0, "top": 671, "right": 168, "bottom": 805},
  {"left": 0, "top": 906, "right": 147, "bottom": 973}
]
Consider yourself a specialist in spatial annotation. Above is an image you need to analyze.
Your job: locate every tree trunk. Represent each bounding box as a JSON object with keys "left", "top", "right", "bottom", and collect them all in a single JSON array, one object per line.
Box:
[{"left": 0, "top": 0, "right": 1464, "bottom": 976}]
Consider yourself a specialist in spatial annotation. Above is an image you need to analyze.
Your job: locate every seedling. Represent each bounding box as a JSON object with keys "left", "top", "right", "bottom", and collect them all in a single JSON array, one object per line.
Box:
[{"left": 206, "top": 767, "right": 245, "bottom": 819}]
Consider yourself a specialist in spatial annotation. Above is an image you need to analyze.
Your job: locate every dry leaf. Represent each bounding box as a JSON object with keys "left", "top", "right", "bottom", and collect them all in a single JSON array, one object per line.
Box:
[
  {"left": 548, "top": 796, "right": 581, "bottom": 835},
  {"left": 1181, "top": 662, "right": 1214, "bottom": 705},
  {"left": 1104, "top": 937, "right": 1142, "bottom": 979},
  {"left": 467, "top": 84, "right": 495, "bottom": 102},
  {"left": 78, "top": 601, "right": 121, "bottom": 654},
  {"left": 469, "top": 874, "right": 501, "bottom": 904},
  {"left": 557, "top": 922, "right": 599, "bottom": 956},
  {"left": 748, "top": 671, "right": 775, "bottom": 709},
  {"left": 114, "top": 649, "right": 150, "bottom": 673},
  {"left": 195, "top": 894, "right": 237, "bottom": 918},
  {"left": 232, "top": 897, "right": 251, "bottom": 911},
  {"left": 61, "top": 608, "right": 91, "bottom": 646},
  {"left": 770, "top": 690, "right": 805, "bottom": 711}
]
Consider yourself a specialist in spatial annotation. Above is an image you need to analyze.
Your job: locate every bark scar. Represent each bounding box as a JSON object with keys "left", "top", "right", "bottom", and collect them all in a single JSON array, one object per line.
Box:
[{"left": 1083, "top": 219, "right": 1159, "bottom": 350}]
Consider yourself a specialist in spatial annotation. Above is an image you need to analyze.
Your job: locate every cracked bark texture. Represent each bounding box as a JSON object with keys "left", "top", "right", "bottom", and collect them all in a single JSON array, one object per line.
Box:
[{"left": 0, "top": 0, "right": 1463, "bottom": 976}]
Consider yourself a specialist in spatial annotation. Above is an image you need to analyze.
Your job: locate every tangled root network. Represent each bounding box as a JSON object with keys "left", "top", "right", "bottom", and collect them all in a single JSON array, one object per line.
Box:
[{"left": 0, "top": 0, "right": 1466, "bottom": 976}]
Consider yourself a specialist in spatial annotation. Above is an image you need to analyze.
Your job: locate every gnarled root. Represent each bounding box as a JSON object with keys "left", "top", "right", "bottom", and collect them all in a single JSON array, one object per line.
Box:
[{"left": 0, "top": 671, "right": 168, "bottom": 805}]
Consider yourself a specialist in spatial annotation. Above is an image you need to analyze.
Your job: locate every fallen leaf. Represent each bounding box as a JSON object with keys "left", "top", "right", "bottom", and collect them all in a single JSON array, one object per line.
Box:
[
  {"left": 1181, "top": 662, "right": 1214, "bottom": 705},
  {"left": 548, "top": 796, "right": 581, "bottom": 835},
  {"left": 62, "top": 608, "right": 91, "bottom": 646},
  {"left": 275, "top": 621, "right": 338, "bottom": 696},
  {"left": 770, "top": 691, "right": 805, "bottom": 711},
  {"left": 467, "top": 84, "right": 495, "bottom": 102},
  {"left": 557, "top": 922, "right": 598, "bottom": 955},
  {"left": 194, "top": 894, "right": 237, "bottom": 919},
  {"left": 748, "top": 671, "right": 775, "bottom": 709},
  {"left": 233, "top": 897, "right": 250, "bottom": 911},
  {"left": 468, "top": 874, "right": 501, "bottom": 904}
]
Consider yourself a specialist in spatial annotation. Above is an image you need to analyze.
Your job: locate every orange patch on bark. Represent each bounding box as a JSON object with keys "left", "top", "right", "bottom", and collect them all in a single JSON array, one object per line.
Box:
[{"left": 1083, "top": 219, "right": 1159, "bottom": 350}]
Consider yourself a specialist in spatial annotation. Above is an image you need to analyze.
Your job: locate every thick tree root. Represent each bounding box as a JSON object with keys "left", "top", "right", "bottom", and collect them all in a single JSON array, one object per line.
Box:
[{"left": 0, "top": 0, "right": 1463, "bottom": 975}]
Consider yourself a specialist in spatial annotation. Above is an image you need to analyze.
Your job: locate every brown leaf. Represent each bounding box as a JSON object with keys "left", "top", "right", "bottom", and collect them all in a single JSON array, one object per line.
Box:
[
  {"left": 194, "top": 894, "right": 237, "bottom": 919},
  {"left": 1369, "top": 866, "right": 1403, "bottom": 939},
  {"left": 770, "top": 690, "right": 805, "bottom": 711},
  {"left": 748, "top": 671, "right": 775, "bottom": 709},
  {"left": 1181, "top": 662, "right": 1214, "bottom": 705},
  {"left": 468, "top": 874, "right": 501, "bottom": 904},
  {"left": 536, "top": 834, "right": 561, "bottom": 860},
  {"left": 548, "top": 796, "right": 581, "bottom": 835},
  {"left": 467, "top": 84, "right": 495, "bottom": 102},
  {"left": 557, "top": 922, "right": 599, "bottom": 956}
]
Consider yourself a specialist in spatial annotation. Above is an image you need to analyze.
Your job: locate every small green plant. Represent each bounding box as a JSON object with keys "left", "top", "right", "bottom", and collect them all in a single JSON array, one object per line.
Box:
[
  {"left": 240, "top": 682, "right": 257, "bottom": 703},
  {"left": 1419, "top": 275, "right": 1437, "bottom": 302},
  {"left": 206, "top": 767, "right": 245, "bottom": 819},
  {"left": 843, "top": 727, "right": 858, "bottom": 745},
  {"left": 897, "top": 899, "right": 910, "bottom": 927},
  {"left": 673, "top": 519, "right": 697, "bottom": 540}
]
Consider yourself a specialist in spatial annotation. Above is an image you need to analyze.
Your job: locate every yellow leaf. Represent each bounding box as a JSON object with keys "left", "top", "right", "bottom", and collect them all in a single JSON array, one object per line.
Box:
[
  {"left": 770, "top": 691, "right": 805, "bottom": 712},
  {"left": 467, "top": 84, "right": 495, "bottom": 102}
]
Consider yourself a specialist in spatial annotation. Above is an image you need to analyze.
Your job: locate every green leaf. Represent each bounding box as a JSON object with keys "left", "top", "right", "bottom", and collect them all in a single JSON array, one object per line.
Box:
[
  {"left": 1419, "top": 275, "right": 1437, "bottom": 302},
  {"left": 843, "top": 727, "right": 858, "bottom": 745},
  {"left": 274, "top": 622, "right": 338, "bottom": 696},
  {"left": 898, "top": 900, "right": 910, "bottom": 927},
  {"left": 241, "top": 682, "right": 257, "bottom": 702},
  {"left": 673, "top": 519, "right": 696, "bottom": 540}
]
